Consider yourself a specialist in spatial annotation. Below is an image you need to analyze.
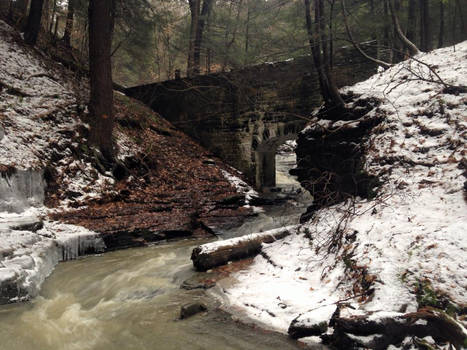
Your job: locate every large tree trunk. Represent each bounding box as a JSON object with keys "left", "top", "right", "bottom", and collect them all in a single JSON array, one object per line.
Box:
[
  {"left": 63, "top": 0, "right": 75, "bottom": 47},
  {"left": 88, "top": 0, "right": 115, "bottom": 161},
  {"left": 193, "top": 0, "right": 213, "bottom": 75},
  {"left": 24, "top": 0, "right": 44, "bottom": 45},
  {"left": 406, "top": 0, "right": 417, "bottom": 44},
  {"left": 438, "top": 0, "right": 444, "bottom": 48},
  {"left": 454, "top": 0, "right": 465, "bottom": 41},
  {"left": 419, "top": 0, "right": 431, "bottom": 51},
  {"left": 304, "top": 0, "right": 344, "bottom": 112}
]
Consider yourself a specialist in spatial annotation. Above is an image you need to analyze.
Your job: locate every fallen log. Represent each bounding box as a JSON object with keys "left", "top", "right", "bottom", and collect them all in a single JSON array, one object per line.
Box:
[{"left": 191, "top": 225, "right": 296, "bottom": 271}]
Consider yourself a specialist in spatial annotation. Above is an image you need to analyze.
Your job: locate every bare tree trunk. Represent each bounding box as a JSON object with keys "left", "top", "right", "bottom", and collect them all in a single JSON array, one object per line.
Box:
[
  {"left": 382, "top": 0, "right": 395, "bottom": 62},
  {"left": 304, "top": 0, "right": 345, "bottom": 112},
  {"left": 154, "top": 23, "right": 161, "bottom": 80},
  {"left": 388, "top": 0, "right": 420, "bottom": 56},
  {"left": 166, "top": 32, "right": 173, "bottom": 79},
  {"left": 187, "top": 0, "right": 200, "bottom": 77},
  {"left": 392, "top": 0, "right": 403, "bottom": 60},
  {"left": 205, "top": 6, "right": 212, "bottom": 73},
  {"left": 53, "top": 14, "right": 59, "bottom": 39},
  {"left": 63, "top": 0, "right": 74, "bottom": 47},
  {"left": 49, "top": 0, "right": 56, "bottom": 33},
  {"left": 222, "top": 0, "right": 242, "bottom": 71},
  {"left": 328, "top": 0, "right": 335, "bottom": 68},
  {"left": 8, "top": 0, "right": 14, "bottom": 21},
  {"left": 221, "top": 0, "right": 234, "bottom": 71},
  {"left": 41, "top": 0, "right": 50, "bottom": 34},
  {"left": 18, "top": 0, "right": 30, "bottom": 29},
  {"left": 438, "top": 0, "right": 444, "bottom": 48},
  {"left": 88, "top": 0, "right": 115, "bottom": 161},
  {"left": 454, "top": 0, "right": 466, "bottom": 41},
  {"left": 80, "top": 19, "right": 88, "bottom": 62},
  {"left": 419, "top": 0, "right": 431, "bottom": 51},
  {"left": 193, "top": 0, "right": 213, "bottom": 75},
  {"left": 406, "top": 0, "right": 417, "bottom": 44},
  {"left": 24, "top": 0, "right": 44, "bottom": 45},
  {"left": 20, "top": 0, "right": 30, "bottom": 16},
  {"left": 244, "top": 0, "right": 251, "bottom": 67}
]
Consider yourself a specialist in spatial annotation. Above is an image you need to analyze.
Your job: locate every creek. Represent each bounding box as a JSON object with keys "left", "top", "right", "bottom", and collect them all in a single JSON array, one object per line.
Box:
[{"left": 0, "top": 151, "right": 314, "bottom": 350}]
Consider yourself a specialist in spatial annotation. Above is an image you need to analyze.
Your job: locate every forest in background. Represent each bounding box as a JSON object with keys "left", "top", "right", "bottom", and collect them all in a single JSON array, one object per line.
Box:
[{"left": 2, "top": 0, "right": 466, "bottom": 87}]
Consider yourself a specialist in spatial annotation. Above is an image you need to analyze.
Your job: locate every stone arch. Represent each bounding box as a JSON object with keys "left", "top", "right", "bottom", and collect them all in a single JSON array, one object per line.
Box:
[{"left": 251, "top": 121, "right": 302, "bottom": 190}]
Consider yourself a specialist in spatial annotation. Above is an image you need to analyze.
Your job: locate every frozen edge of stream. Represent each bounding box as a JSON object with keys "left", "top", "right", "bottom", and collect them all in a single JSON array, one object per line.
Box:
[
  {"left": 0, "top": 212, "right": 106, "bottom": 304},
  {"left": 0, "top": 169, "right": 106, "bottom": 304}
]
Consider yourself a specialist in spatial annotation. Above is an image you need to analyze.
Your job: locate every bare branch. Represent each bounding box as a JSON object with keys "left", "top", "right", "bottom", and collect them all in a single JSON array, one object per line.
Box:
[{"left": 341, "top": 0, "right": 392, "bottom": 70}]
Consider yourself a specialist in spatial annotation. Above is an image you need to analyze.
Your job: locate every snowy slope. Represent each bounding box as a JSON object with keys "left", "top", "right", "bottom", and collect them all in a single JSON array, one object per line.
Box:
[
  {"left": 0, "top": 20, "right": 110, "bottom": 303},
  {"left": 0, "top": 20, "right": 79, "bottom": 169},
  {"left": 214, "top": 42, "right": 467, "bottom": 348},
  {"left": 0, "top": 20, "right": 128, "bottom": 206}
]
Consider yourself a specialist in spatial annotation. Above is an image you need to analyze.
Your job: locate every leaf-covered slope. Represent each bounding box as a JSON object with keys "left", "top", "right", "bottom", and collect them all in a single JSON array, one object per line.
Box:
[{"left": 0, "top": 19, "right": 253, "bottom": 249}]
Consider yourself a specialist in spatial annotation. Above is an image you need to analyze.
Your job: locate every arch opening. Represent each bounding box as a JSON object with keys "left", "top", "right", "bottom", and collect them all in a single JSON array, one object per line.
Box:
[{"left": 254, "top": 135, "right": 299, "bottom": 191}]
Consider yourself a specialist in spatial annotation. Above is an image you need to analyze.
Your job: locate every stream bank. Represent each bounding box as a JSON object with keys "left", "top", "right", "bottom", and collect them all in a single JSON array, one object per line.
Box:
[{"left": 0, "top": 151, "right": 322, "bottom": 350}]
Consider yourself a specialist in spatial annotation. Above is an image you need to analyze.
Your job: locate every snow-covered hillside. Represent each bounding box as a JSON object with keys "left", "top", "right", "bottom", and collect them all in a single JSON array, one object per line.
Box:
[
  {"left": 214, "top": 42, "right": 467, "bottom": 349},
  {"left": 0, "top": 20, "right": 113, "bottom": 303},
  {"left": 0, "top": 20, "right": 121, "bottom": 205}
]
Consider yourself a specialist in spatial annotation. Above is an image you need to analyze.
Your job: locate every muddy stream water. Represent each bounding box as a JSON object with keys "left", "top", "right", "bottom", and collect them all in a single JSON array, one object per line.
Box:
[{"left": 0, "top": 152, "right": 315, "bottom": 350}]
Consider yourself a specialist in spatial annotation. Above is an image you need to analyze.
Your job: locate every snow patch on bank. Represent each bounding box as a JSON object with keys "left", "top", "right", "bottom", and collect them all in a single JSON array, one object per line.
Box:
[
  {"left": 221, "top": 169, "right": 259, "bottom": 205},
  {"left": 215, "top": 229, "right": 345, "bottom": 332},
  {"left": 217, "top": 41, "right": 467, "bottom": 340}
]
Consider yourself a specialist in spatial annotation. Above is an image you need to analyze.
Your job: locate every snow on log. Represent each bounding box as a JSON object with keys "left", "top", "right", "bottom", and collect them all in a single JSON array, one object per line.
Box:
[{"left": 191, "top": 226, "right": 297, "bottom": 271}]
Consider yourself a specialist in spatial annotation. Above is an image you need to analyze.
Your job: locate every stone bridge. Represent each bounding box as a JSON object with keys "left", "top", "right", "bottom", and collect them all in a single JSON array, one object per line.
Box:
[{"left": 125, "top": 46, "right": 377, "bottom": 190}]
